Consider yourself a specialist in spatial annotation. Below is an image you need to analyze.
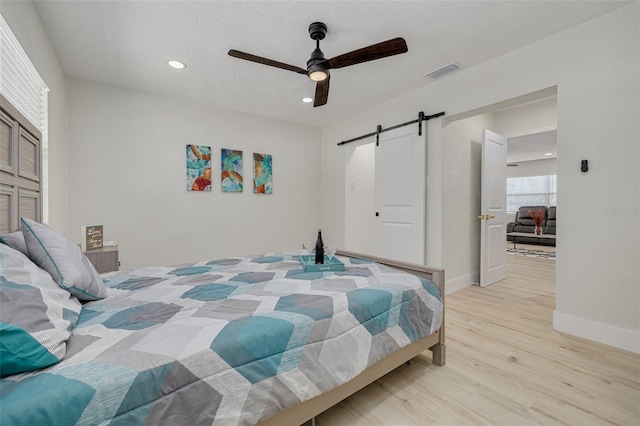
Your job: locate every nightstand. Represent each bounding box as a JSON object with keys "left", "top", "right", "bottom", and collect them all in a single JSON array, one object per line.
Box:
[{"left": 84, "top": 245, "right": 119, "bottom": 273}]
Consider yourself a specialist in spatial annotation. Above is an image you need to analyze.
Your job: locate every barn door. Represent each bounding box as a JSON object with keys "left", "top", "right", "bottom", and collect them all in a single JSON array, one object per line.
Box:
[{"left": 374, "top": 126, "right": 426, "bottom": 264}]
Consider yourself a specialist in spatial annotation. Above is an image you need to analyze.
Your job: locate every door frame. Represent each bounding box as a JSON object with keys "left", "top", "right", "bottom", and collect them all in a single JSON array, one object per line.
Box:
[{"left": 439, "top": 86, "right": 558, "bottom": 292}]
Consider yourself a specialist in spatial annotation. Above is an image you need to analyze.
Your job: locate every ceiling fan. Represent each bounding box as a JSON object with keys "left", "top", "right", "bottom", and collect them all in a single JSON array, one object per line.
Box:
[{"left": 228, "top": 22, "right": 408, "bottom": 107}]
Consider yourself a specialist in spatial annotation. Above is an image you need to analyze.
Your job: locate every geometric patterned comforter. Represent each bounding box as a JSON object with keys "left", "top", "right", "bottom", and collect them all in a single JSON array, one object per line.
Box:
[{"left": 0, "top": 252, "right": 443, "bottom": 426}]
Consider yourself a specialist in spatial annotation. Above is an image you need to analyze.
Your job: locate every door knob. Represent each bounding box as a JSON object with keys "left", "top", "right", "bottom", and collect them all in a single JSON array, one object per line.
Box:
[{"left": 375, "top": 212, "right": 380, "bottom": 217}]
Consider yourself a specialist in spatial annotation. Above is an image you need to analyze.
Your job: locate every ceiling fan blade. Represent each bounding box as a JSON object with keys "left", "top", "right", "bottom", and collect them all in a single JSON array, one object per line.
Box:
[
  {"left": 228, "top": 49, "right": 307, "bottom": 74},
  {"left": 327, "top": 37, "right": 408, "bottom": 69},
  {"left": 313, "top": 77, "right": 330, "bottom": 107}
]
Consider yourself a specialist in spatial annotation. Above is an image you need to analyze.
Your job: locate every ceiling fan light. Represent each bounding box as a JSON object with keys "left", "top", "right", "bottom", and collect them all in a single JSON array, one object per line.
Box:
[{"left": 309, "top": 70, "right": 327, "bottom": 81}]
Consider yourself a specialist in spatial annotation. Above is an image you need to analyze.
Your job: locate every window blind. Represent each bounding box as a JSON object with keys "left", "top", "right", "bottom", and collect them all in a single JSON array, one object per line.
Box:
[{"left": 0, "top": 14, "right": 48, "bottom": 133}]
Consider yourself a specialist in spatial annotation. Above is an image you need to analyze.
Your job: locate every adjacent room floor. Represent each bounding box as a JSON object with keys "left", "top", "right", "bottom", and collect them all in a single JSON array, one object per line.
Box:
[{"left": 316, "top": 254, "right": 639, "bottom": 425}]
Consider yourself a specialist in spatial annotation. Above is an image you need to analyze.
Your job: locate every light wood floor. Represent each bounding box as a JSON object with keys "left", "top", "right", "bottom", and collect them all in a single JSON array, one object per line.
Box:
[{"left": 316, "top": 255, "right": 640, "bottom": 425}]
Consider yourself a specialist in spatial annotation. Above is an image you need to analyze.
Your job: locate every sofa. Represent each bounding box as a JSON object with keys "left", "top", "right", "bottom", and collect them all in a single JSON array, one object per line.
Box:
[{"left": 506, "top": 206, "right": 556, "bottom": 246}]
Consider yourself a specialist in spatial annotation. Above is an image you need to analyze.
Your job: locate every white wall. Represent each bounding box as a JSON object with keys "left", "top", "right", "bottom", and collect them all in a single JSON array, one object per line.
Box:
[
  {"left": 0, "top": 1, "right": 67, "bottom": 234},
  {"left": 496, "top": 97, "right": 558, "bottom": 136},
  {"left": 321, "top": 4, "right": 639, "bottom": 353},
  {"left": 66, "top": 79, "right": 321, "bottom": 269},
  {"left": 441, "top": 113, "right": 493, "bottom": 292}
]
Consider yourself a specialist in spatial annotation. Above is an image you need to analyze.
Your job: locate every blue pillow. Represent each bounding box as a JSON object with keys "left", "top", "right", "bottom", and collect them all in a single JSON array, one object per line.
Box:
[{"left": 0, "top": 244, "right": 82, "bottom": 377}]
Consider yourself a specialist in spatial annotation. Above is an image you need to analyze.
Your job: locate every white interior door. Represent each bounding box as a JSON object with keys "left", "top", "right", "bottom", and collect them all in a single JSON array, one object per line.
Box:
[
  {"left": 374, "top": 125, "right": 425, "bottom": 264},
  {"left": 480, "top": 129, "right": 508, "bottom": 286}
]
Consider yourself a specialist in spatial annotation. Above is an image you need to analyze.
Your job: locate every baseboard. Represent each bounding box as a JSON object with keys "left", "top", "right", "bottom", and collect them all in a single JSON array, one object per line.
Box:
[
  {"left": 446, "top": 272, "right": 479, "bottom": 295},
  {"left": 553, "top": 311, "right": 640, "bottom": 354}
]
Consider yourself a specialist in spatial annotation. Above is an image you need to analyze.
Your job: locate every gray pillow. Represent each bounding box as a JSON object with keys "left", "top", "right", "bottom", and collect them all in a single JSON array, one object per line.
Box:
[
  {"left": 0, "top": 231, "right": 28, "bottom": 257},
  {"left": 20, "top": 217, "right": 108, "bottom": 301},
  {"left": 0, "top": 243, "right": 82, "bottom": 377}
]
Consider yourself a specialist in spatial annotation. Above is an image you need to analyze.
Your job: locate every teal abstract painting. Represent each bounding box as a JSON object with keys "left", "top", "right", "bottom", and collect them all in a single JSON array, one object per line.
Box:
[
  {"left": 186, "top": 145, "right": 211, "bottom": 192},
  {"left": 221, "top": 148, "right": 243, "bottom": 192},
  {"left": 253, "top": 153, "right": 272, "bottom": 194}
]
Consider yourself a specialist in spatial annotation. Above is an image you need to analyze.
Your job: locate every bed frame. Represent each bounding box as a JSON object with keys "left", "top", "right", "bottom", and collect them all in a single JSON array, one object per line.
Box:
[{"left": 259, "top": 249, "right": 446, "bottom": 426}]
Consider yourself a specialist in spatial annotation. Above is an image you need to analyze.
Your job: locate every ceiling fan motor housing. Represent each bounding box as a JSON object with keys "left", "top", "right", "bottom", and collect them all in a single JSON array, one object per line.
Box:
[
  {"left": 308, "top": 22, "right": 327, "bottom": 41},
  {"left": 307, "top": 22, "right": 329, "bottom": 79}
]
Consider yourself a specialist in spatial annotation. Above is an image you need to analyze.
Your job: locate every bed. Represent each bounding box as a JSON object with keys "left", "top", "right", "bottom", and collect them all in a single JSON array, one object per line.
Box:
[{"left": 0, "top": 219, "right": 445, "bottom": 426}]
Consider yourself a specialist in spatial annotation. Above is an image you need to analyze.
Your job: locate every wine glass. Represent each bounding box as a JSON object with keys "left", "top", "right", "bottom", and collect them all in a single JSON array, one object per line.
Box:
[
  {"left": 324, "top": 245, "right": 337, "bottom": 262},
  {"left": 303, "top": 241, "right": 315, "bottom": 261}
]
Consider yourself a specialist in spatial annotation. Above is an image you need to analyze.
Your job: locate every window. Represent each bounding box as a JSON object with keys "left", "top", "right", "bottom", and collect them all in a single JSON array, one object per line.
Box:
[
  {"left": 0, "top": 14, "right": 49, "bottom": 222},
  {"left": 507, "top": 175, "right": 556, "bottom": 213}
]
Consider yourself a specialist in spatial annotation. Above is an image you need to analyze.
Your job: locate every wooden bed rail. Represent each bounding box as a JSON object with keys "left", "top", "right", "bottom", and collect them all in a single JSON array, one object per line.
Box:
[{"left": 335, "top": 249, "right": 445, "bottom": 292}]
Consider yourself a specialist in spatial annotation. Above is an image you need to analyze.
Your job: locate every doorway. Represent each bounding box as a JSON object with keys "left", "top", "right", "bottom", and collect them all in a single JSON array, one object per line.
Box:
[
  {"left": 441, "top": 87, "right": 558, "bottom": 292},
  {"left": 342, "top": 87, "right": 558, "bottom": 293}
]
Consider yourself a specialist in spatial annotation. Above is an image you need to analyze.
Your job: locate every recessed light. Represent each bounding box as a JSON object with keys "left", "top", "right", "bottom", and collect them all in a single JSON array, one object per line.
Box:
[
  {"left": 302, "top": 97, "right": 313, "bottom": 103},
  {"left": 544, "top": 152, "right": 553, "bottom": 156},
  {"left": 168, "top": 60, "right": 186, "bottom": 69}
]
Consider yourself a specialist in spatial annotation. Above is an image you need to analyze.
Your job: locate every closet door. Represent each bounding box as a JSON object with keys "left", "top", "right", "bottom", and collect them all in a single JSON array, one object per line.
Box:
[
  {"left": 374, "top": 125, "right": 426, "bottom": 264},
  {"left": 0, "top": 93, "right": 42, "bottom": 232}
]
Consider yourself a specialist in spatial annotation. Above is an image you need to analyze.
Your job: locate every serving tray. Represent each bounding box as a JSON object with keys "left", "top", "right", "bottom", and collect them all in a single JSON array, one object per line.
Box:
[{"left": 298, "top": 255, "right": 345, "bottom": 272}]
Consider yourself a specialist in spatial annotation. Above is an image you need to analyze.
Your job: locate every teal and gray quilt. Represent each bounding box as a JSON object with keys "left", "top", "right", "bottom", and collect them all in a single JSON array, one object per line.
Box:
[{"left": 0, "top": 252, "right": 443, "bottom": 425}]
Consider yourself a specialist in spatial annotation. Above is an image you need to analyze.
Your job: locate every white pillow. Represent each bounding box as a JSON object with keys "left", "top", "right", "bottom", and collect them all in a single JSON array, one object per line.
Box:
[
  {"left": 21, "top": 217, "right": 107, "bottom": 301},
  {"left": 0, "top": 231, "right": 29, "bottom": 257}
]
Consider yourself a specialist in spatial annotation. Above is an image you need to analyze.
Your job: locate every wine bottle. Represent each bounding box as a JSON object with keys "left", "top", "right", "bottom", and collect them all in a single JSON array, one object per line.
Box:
[{"left": 315, "top": 229, "right": 324, "bottom": 264}]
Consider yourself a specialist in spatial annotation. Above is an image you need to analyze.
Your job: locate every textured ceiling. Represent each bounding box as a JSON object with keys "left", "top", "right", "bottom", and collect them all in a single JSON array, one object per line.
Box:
[{"left": 33, "top": 0, "right": 629, "bottom": 127}]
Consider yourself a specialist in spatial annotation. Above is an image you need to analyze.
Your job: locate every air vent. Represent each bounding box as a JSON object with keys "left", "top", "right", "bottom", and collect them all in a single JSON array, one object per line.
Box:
[{"left": 425, "top": 62, "right": 462, "bottom": 79}]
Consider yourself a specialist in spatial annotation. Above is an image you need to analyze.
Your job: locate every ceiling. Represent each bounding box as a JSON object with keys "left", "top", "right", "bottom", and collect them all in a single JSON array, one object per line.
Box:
[
  {"left": 32, "top": 1, "right": 630, "bottom": 127},
  {"left": 507, "top": 129, "right": 557, "bottom": 164}
]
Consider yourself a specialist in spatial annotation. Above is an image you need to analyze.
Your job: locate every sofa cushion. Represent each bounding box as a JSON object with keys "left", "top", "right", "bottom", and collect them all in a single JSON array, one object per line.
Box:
[
  {"left": 514, "top": 224, "right": 536, "bottom": 234},
  {"left": 547, "top": 206, "right": 556, "bottom": 226},
  {"left": 516, "top": 206, "right": 547, "bottom": 227}
]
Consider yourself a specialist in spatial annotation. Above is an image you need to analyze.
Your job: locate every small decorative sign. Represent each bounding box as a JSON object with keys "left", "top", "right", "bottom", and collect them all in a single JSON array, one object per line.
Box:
[{"left": 82, "top": 225, "right": 103, "bottom": 251}]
